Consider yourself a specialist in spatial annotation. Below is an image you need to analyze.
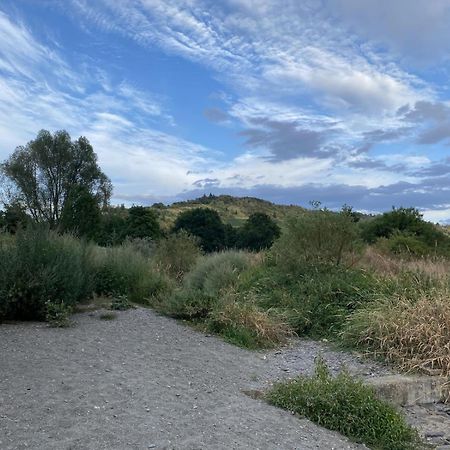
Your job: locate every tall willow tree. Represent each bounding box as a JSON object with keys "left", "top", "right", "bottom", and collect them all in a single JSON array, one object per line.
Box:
[{"left": 0, "top": 129, "right": 112, "bottom": 229}]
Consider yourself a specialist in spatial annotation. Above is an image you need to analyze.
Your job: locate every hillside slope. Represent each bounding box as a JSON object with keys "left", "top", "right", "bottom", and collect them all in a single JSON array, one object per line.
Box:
[{"left": 153, "top": 195, "right": 305, "bottom": 230}]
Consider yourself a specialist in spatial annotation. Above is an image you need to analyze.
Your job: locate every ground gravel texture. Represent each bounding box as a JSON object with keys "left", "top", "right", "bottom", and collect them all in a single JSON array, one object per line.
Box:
[{"left": 0, "top": 308, "right": 374, "bottom": 450}]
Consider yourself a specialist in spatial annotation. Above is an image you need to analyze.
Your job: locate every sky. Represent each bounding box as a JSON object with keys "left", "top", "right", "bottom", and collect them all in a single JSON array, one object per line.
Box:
[{"left": 0, "top": 1, "right": 450, "bottom": 222}]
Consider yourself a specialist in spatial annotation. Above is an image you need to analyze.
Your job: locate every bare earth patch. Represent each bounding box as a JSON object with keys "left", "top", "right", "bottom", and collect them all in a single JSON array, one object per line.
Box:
[{"left": 0, "top": 308, "right": 369, "bottom": 450}]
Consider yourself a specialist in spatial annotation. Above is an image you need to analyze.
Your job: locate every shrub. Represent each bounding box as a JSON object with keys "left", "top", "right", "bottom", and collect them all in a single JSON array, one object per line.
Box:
[
  {"left": 361, "top": 207, "right": 450, "bottom": 256},
  {"left": 163, "top": 251, "right": 253, "bottom": 319},
  {"left": 110, "top": 295, "right": 132, "bottom": 311},
  {"left": 90, "top": 242, "right": 172, "bottom": 304},
  {"left": 0, "top": 227, "right": 93, "bottom": 321},
  {"left": 271, "top": 207, "right": 361, "bottom": 272},
  {"left": 342, "top": 291, "right": 450, "bottom": 376},
  {"left": 267, "top": 358, "right": 420, "bottom": 450},
  {"left": 185, "top": 251, "right": 253, "bottom": 297},
  {"left": 236, "top": 264, "right": 378, "bottom": 337},
  {"left": 153, "top": 231, "right": 201, "bottom": 281},
  {"left": 45, "top": 301, "right": 73, "bottom": 328}
]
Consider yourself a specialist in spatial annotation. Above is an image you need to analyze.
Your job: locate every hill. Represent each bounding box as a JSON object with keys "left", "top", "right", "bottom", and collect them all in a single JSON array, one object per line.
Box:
[{"left": 152, "top": 194, "right": 305, "bottom": 231}]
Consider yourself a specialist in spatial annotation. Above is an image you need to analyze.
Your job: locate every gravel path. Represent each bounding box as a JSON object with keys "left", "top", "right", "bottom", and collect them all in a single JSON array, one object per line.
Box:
[{"left": 0, "top": 308, "right": 378, "bottom": 450}]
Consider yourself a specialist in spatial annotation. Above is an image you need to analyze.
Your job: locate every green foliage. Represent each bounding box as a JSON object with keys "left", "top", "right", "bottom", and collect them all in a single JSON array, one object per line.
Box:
[
  {"left": 99, "top": 312, "right": 117, "bottom": 320},
  {"left": 60, "top": 185, "right": 101, "bottom": 240},
  {"left": 1, "top": 129, "right": 111, "bottom": 228},
  {"left": 91, "top": 243, "right": 172, "bottom": 304},
  {"left": 237, "top": 264, "right": 378, "bottom": 337},
  {"left": 361, "top": 207, "right": 450, "bottom": 256},
  {"left": 164, "top": 251, "right": 252, "bottom": 318},
  {"left": 0, "top": 202, "right": 29, "bottom": 233},
  {"left": 237, "top": 212, "right": 280, "bottom": 251},
  {"left": 377, "top": 232, "right": 430, "bottom": 257},
  {"left": 46, "top": 301, "right": 72, "bottom": 327},
  {"left": 126, "top": 205, "right": 162, "bottom": 240},
  {"left": 153, "top": 231, "right": 201, "bottom": 281},
  {"left": 0, "top": 227, "right": 93, "bottom": 321},
  {"left": 267, "top": 358, "right": 420, "bottom": 450},
  {"left": 97, "top": 209, "right": 127, "bottom": 246},
  {"left": 110, "top": 295, "right": 132, "bottom": 311},
  {"left": 271, "top": 207, "right": 361, "bottom": 271},
  {"left": 185, "top": 251, "right": 252, "bottom": 297},
  {"left": 172, "top": 208, "right": 226, "bottom": 252}
]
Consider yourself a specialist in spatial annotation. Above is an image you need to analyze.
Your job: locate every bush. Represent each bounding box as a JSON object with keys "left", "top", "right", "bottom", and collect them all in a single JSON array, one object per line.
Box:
[
  {"left": 361, "top": 207, "right": 450, "bottom": 256},
  {"left": 163, "top": 251, "right": 253, "bottom": 319},
  {"left": 267, "top": 359, "right": 420, "bottom": 450},
  {"left": 46, "top": 301, "right": 73, "bottom": 327},
  {"left": 342, "top": 291, "right": 450, "bottom": 376},
  {"left": 153, "top": 231, "right": 201, "bottom": 281},
  {"left": 236, "top": 264, "right": 378, "bottom": 337},
  {"left": 90, "top": 242, "right": 172, "bottom": 304},
  {"left": 185, "top": 251, "right": 253, "bottom": 297},
  {"left": 271, "top": 207, "right": 361, "bottom": 272},
  {"left": 0, "top": 227, "right": 93, "bottom": 321}
]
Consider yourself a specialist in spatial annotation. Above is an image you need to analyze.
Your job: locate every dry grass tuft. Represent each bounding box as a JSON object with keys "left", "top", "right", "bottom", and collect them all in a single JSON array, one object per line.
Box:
[
  {"left": 342, "top": 292, "right": 450, "bottom": 377},
  {"left": 209, "top": 299, "right": 294, "bottom": 348},
  {"left": 358, "top": 247, "right": 450, "bottom": 282}
]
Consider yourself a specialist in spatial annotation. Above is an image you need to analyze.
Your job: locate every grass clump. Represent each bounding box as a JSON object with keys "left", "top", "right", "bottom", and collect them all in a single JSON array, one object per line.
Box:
[
  {"left": 208, "top": 299, "right": 293, "bottom": 349},
  {"left": 164, "top": 250, "right": 253, "bottom": 319},
  {"left": 99, "top": 312, "right": 117, "bottom": 320},
  {"left": 267, "top": 358, "right": 421, "bottom": 450},
  {"left": 46, "top": 301, "right": 73, "bottom": 328},
  {"left": 153, "top": 231, "right": 201, "bottom": 281},
  {"left": 91, "top": 242, "right": 173, "bottom": 305},
  {"left": 342, "top": 291, "right": 450, "bottom": 376}
]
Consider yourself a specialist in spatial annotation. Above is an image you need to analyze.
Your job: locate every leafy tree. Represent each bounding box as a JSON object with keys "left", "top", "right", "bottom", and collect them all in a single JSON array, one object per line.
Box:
[
  {"left": 361, "top": 206, "right": 450, "bottom": 255},
  {"left": 1, "top": 130, "right": 112, "bottom": 228},
  {"left": 97, "top": 209, "right": 128, "bottom": 246},
  {"left": 172, "top": 208, "right": 225, "bottom": 252},
  {"left": 0, "top": 202, "right": 29, "bottom": 233},
  {"left": 126, "top": 206, "right": 161, "bottom": 240},
  {"left": 60, "top": 185, "right": 101, "bottom": 240},
  {"left": 238, "top": 212, "right": 280, "bottom": 251}
]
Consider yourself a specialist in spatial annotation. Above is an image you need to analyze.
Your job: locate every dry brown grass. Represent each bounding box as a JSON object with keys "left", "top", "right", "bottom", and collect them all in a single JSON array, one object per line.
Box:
[
  {"left": 209, "top": 299, "right": 294, "bottom": 348},
  {"left": 357, "top": 246, "right": 450, "bottom": 282},
  {"left": 342, "top": 291, "right": 450, "bottom": 377}
]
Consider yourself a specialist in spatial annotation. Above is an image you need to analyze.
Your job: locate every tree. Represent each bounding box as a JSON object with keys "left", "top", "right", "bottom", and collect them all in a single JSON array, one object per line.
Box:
[
  {"left": 238, "top": 212, "right": 280, "bottom": 251},
  {"left": 1, "top": 130, "right": 112, "bottom": 228},
  {"left": 60, "top": 185, "right": 101, "bottom": 240},
  {"left": 0, "top": 202, "right": 29, "bottom": 233},
  {"left": 172, "top": 208, "right": 226, "bottom": 252},
  {"left": 126, "top": 206, "right": 161, "bottom": 240}
]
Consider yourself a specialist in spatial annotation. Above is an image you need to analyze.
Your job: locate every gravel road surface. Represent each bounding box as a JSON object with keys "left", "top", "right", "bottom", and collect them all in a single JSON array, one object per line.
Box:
[{"left": 1, "top": 308, "right": 375, "bottom": 450}]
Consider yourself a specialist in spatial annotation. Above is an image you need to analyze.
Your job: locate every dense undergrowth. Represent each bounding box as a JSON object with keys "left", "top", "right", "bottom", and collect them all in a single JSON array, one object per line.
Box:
[{"left": 1, "top": 206, "right": 450, "bottom": 378}]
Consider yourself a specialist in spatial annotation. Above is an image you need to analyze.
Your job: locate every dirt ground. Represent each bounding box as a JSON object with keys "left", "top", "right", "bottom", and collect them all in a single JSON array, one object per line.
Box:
[{"left": 1, "top": 307, "right": 394, "bottom": 450}]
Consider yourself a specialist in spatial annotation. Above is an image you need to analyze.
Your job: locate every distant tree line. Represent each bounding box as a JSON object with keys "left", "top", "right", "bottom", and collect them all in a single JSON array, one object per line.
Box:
[{"left": 0, "top": 129, "right": 281, "bottom": 252}]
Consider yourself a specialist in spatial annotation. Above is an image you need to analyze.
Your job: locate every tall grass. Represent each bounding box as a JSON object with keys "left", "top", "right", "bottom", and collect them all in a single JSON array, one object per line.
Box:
[
  {"left": 0, "top": 227, "right": 93, "bottom": 320},
  {"left": 342, "top": 290, "right": 450, "bottom": 376},
  {"left": 90, "top": 242, "right": 172, "bottom": 304}
]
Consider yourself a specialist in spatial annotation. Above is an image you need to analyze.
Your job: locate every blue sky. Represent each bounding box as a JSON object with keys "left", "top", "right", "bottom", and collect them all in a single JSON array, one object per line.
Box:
[{"left": 1, "top": 0, "right": 450, "bottom": 222}]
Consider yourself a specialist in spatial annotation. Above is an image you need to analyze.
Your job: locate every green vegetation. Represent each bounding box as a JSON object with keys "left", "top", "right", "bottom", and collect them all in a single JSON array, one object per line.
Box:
[{"left": 267, "top": 359, "right": 421, "bottom": 450}]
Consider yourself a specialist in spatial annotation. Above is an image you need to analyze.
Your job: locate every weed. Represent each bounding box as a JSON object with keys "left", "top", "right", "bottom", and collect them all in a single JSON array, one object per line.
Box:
[
  {"left": 46, "top": 301, "right": 72, "bottom": 328},
  {"left": 267, "top": 358, "right": 421, "bottom": 450}
]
